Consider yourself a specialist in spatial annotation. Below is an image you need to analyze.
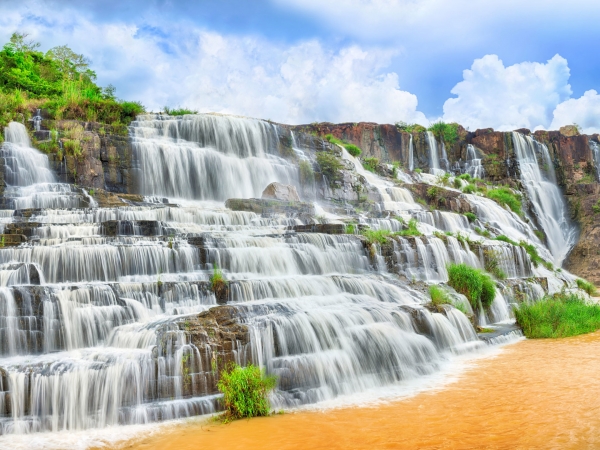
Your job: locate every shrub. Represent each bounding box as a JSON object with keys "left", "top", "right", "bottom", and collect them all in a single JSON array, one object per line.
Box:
[
  {"left": 63, "top": 139, "right": 82, "bottom": 157},
  {"left": 486, "top": 188, "right": 522, "bottom": 215},
  {"left": 463, "top": 212, "right": 477, "bottom": 223},
  {"left": 164, "top": 106, "right": 198, "bottom": 115},
  {"left": 210, "top": 263, "right": 228, "bottom": 300},
  {"left": 453, "top": 178, "right": 462, "bottom": 189},
  {"left": 429, "top": 285, "right": 451, "bottom": 306},
  {"left": 217, "top": 363, "right": 277, "bottom": 421},
  {"left": 362, "top": 228, "right": 391, "bottom": 245},
  {"left": 457, "top": 173, "right": 472, "bottom": 181},
  {"left": 395, "top": 122, "right": 426, "bottom": 133},
  {"left": 436, "top": 172, "right": 451, "bottom": 187},
  {"left": 324, "top": 134, "right": 362, "bottom": 157},
  {"left": 362, "top": 157, "right": 379, "bottom": 173},
  {"left": 515, "top": 293, "right": 600, "bottom": 338},
  {"left": 345, "top": 143, "right": 362, "bottom": 157},
  {"left": 576, "top": 278, "right": 598, "bottom": 296},
  {"left": 447, "top": 263, "right": 496, "bottom": 309},
  {"left": 346, "top": 223, "right": 356, "bottom": 234},
  {"left": 395, "top": 218, "right": 422, "bottom": 237},
  {"left": 414, "top": 168, "right": 422, "bottom": 174},
  {"left": 462, "top": 183, "right": 476, "bottom": 194},
  {"left": 427, "top": 121, "right": 460, "bottom": 146},
  {"left": 316, "top": 151, "right": 344, "bottom": 186}
]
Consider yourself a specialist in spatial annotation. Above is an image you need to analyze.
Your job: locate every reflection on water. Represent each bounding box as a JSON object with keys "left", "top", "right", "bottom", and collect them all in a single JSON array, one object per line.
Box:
[{"left": 122, "top": 332, "right": 600, "bottom": 450}]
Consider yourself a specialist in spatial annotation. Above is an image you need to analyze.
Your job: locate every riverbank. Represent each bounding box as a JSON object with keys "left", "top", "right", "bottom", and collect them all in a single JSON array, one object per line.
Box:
[{"left": 118, "top": 332, "right": 600, "bottom": 450}]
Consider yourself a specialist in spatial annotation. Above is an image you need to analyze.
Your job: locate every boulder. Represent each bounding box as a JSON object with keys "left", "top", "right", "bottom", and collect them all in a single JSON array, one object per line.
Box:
[
  {"left": 261, "top": 182, "right": 300, "bottom": 201},
  {"left": 559, "top": 125, "right": 580, "bottom": 137}
]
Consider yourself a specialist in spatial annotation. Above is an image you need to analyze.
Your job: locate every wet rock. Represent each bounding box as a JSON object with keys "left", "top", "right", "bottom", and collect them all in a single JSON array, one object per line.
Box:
[
  {"left": 288, "top": 223, "right": 345, "bottom": 234},
  {"left": 261, "top": 182, "right": 300, "bottom": 201},
  {"left": 225, "top": 198, "right": 315, "bottom": 217}
]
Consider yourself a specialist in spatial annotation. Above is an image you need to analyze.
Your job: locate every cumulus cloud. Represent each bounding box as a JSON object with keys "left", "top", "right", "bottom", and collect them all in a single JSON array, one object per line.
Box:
[
  {"left": 0, "top": 5, "right": 427, "bottom": 125},
  {"left": 550, "top": 90, "right": 600, "bottom": 134},
  {"left": 442, "top": 54, "right": 572, "bottom": 130}
]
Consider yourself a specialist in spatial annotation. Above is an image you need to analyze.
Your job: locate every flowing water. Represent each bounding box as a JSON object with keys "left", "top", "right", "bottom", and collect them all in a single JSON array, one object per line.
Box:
[{"left": 0, "top": 116, "right": 579, "bottom": 447}]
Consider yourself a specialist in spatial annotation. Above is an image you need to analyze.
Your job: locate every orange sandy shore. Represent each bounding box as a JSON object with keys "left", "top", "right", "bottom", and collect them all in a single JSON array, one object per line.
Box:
[{"left": 117, "top": 332, "right": 600, "bottom": 450}]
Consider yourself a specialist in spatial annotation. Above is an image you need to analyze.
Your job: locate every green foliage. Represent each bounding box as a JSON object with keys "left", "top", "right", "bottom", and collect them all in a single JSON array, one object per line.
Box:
[
  {"left": 427, "top": 121, "right": 460, "bottom": 146},
  {"left": 519, "top": 240, "right": 545, "bottom": 268},
  {"left": 453, "top": 177, "right": 462, "bottom": 189},
  {"left": 427, "top": 186, "right": 440, "bottom": 198},
  {"left": 576, "top": 278, "right": 598, "bottom": 296},
  {"left": 515, "top": 293, "right": 600, "bottom": 338},
  {"left": 463, "top": 212, "right": 477, "bottom": 223},
  {"left": 447, "top": 263, "right": 496, "bottom": 309},
  {"left": 395, "top": 218, "right": 422, "bottom": 237},
  {"left": 457, "top": 173, "right": 472, "bottom": 181},
  {"left": 494, "top": 235, "right": 518, "bottom": 246},
  {"left": 346, "top": 223, "right": 356, "bottom": 234},
  {"left": 0, "top": 35, "right": 144, "bottom": 131},
  {"left": 324, "top": 134, "right": 362, "bottom": 157},
  {"left": 210, "top": 263, "right": 228, "bottom": 293},
  {"left": 362, "top": 157, "right": 379, "bottom": 173},
  {"left": 316, "top": 151, "right": 344, "bottom": 186},
  {"left": 429, "top": 285, "right": 452, "bottom": 307},
  {"left": 474, "top": 227, "right": 491, "bottom": 238},
  {"left": 395, "top": 121, "right": 427, "bottom": 133},
  {"left": 63, "top": 139, "right": 82, "bottom": 158},
  {"left": 483, "top": 248, "right": 507, "bottom": 280},
  {"left": 462, "top": 183, "right": 476, "bottom": 194},
  {"left": 486, "top": 187, "right": 522, "bottom": 215},
  {"left": 217, "top": 363, "right": 277, "bottom": 421},
  {"left": 414, "top": 168, "right": 422, "bottom": 174},
  {"left": 593, "top": 199, "right": 600, "bottom": 214},
  {"left": 362, "top": 228, "right": 391, "bottom": 245},
  {"left": 163, "top": 106, "right": 198, "bottom": 115},
  {"left": 299, "top": 160, "right": 315, "bottom": 185}
]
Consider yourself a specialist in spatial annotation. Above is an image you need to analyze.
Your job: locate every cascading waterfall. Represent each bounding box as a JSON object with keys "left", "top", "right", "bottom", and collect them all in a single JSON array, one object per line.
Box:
[
  {"left": 590, "top": 139, "right": 600, "bottom": 182},
  {"left": 408, "top": 135, "right": 414, "bottom": 171},
  {"left": 511, "top": 132, "right": 577, "bottom": 265},
  {"left": 0, "top": 113, "right": 575, "bottom": 444},
  {"left": 425, "top": 131, "right": 443, "bottom": 175},
  {"left": 465, "top": 144, "right": 484, "bottom": 179}
]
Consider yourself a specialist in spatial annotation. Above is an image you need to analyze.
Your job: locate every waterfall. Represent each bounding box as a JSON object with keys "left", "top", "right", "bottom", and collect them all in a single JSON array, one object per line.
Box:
[
  {"left": 408, "top": 135, "right": 414, "bottom": 171},
  {"left": 425, "top": 131, "right": 442, "bottom": 175},
  {"left": 511, "top": 132, "right": 577, "bottom": 265},
  {"left": 465, "top": 144, "right": 484, "bottom": 179},
  {"left": 131, "top": 114, "right": 299, "bottom": 201},
  {"left": 590, "top": 140, "right": 600, "bottom": 182}
]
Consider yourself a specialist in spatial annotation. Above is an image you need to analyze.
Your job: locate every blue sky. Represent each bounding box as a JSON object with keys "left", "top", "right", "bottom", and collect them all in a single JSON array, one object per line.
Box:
[{"left": 2, "top": 0, "right": 600, "bottom": 131}]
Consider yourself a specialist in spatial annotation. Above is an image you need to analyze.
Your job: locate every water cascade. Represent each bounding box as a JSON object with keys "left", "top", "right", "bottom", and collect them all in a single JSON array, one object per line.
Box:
[
  {"left": 590, "top": 139, "right": 600, "bottom": 182},
  {"left": 0, "top": 115, "right": 574, "bottom": 442},
  {"left": 511, "top": 132, "right": 577, "bottom": 265}
]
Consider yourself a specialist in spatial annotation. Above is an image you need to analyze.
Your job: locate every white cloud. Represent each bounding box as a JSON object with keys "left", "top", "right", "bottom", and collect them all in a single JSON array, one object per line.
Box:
[
  {"left": 0, "top": 6, "right": 427, "bottom": 125},
  {"left": 442, "top": 54, "right": 572, "bottom": 130},
  {"left": 550, "top": 90, "right": 600, "bottom": 134}
]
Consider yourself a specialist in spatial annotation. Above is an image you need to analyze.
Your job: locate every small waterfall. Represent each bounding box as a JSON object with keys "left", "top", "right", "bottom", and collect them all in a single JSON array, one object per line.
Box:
[
  {"left": 408, "top": 135, "right": 414, "bottom": 171},
  {"left": 511, "top": 132, "right": 577, "bottom": 265},
  {"left": 590, "top": 140, "right": 600, "bottom": 182},
  {"left": 465, "top": 144, "right": 484, "bottom": 179},
  {"left": 425, "top": 131, "right": 443, "bottom": 175}
]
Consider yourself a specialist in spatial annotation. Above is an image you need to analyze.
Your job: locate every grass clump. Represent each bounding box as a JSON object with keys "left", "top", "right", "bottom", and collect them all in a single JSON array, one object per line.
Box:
[
  {"left": 463, "top": 212, "right": 477, "bottom": 223},
  {"left": 362, "top": 157, "right": 379, "bottom": 173},
  {"left": 210, "top": 263, "right": 228, "bottom": 297},
  {"left": 316, "top": 151, "right": 344, "bottom": 187},
  {"left": 395, "top": 218, "right": 422, "bottom": 237},
  {"left": 576, "top": 278, "right": 598, "bottom": 296},
  {"left": 163, "top": 106, "right": 198, "bottom": 115},
  {"left": 447, "top": 263, "right": 496, "bottom": 309},
  {"left": 427, "top": 121, "right": 460, "bottom": 146},
  {"left": 362, "top": 228, "right": 391, "bottom": 245},
  {"left": 457, "top": 173, "right": 472, "bottom": 181},
  {"left": 462, "top": 183, "right": 476, "bottom": 194},
  {"left": 515, "top": 293, "right": 600, "bottom": 338},
  {"left": 217, "top": 363, "right": 277, "bottom": 421},
  {"left": 486, "top": 187, "right": 522, "bottom": 215},
  {"left": 324, "top": 134, "right": 362, "bottom": 157},
  {"left": 395, "top": 121, "right": 426, "bottom": 133},
  {"left": 429, "top": 285, "right": 452, "bottom": 307}
]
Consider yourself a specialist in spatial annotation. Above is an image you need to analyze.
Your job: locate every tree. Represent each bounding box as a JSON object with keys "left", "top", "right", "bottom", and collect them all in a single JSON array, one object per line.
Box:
[
  {"left": 46, "top": 45, "right": 92, "bottom": 78},
  {"left": 8, "top": 32, "right": 40, "bottom": 52}
]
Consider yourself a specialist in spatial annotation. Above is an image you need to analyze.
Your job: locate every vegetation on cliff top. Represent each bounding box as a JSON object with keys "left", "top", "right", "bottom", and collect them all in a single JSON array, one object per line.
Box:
[
  {"left": 217, "top": 363, "right": 277, "bottom": 422},
  {"left": 0, "top": 32, "right": 144, "bottom": 136},
  {"left": 324, "top": 133, "right": 362, "bottom": 157},
  {"left": 515, "top": 293, "right": 600, "bottom": 338},
  {"left": 427, "top": 121, "right": 461, "bottom": 146}
]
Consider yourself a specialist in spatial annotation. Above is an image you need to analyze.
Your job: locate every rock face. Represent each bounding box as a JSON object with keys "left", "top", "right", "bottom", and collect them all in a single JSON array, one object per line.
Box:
[
  {"left": 225, "top": 198, "right": 315, "bottom": 217},
  {"left": 261, "top": 182, "right": 300, "bottom": 201}
]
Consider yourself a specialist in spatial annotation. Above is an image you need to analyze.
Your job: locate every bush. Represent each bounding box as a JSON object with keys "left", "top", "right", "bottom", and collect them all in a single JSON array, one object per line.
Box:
[
  {"left": 316, "top": 151, "right": 344, "bottom": 186},
  {"left": 457, "top": 173, "right": 472, "bottom": 181},
  {"left": 164, "top": 106, "right": 198, "bottom": 115},
  {"left": 486, "top": 187, "right": 522, "bottom": 215},
  {"left": 395, "top": 122, "right": 426, "bottom": 133},
  {"left": 217, "top": 363, "right": 277, "bottom": 421},
  {"left": 463, "top": 212, "right": 477, "bottom": 223},
  {"left": 515, "top": 293, "right": 600, "bottom": 338},
  {"left": 345, "top": 143, "right": 362, "bottom": 157},
  {"left": 362, "top": 228, "right": 391, "bottom": 245},
  {"left": 210, "top": 263, "right": 228, "bottom": 297},
  {"left": 447, "top": 263, "right": 496, "bottom": 309},
  {"left": 576, "top": 278, "right": 598, "bottom": 296},
  {"left": 462, "top": 183, "right": 476, "bottom": 194},
  {"left": 362, "top": 157, "right": 379, "bottom": 173},
  {"left": 324, "top": 134, "right": 362, "bottom": 157},
  {"left": 427, "top": 121, "right": 460, "bottom": 146},
  {"left": 453, "top": 178, "right": 462, "bottom": 189},
  {"left": 429, "top": 285, "right": 452, "bottom": 306}
]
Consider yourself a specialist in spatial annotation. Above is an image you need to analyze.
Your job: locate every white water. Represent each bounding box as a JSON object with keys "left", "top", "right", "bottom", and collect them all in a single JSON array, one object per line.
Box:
[
  {"left": 512, "top": 132, "right": 577, "bottom": 265},
  {"left": 0, "top": 116, "right": 578, "bottom": 447}
]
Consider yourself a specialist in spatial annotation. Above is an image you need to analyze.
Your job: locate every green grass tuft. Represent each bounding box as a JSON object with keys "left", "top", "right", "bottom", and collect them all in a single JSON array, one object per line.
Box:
[
  {"left": 486, "top": 187, "right": 522, "bottom": 215},
  {"left": 515, "top": 293, "right": 600, "bottom": 338},
  {"left": 429, "top": 285, "right": 452, "bottom": 307},
  {"left": 462, "top": 183, "right": 476, "bottom": 194},
  {"left": 163, "top": 106, "right": 198, "bottom": 115},
  {"left": 447, "top": 263, "right": 496, "bottom": 309},
  {"left": 362, "top": 157, "right": 379, "bottom": 173},
  {"left": 576, "top": 278, "right": 598, "bottom": 296},
  {"left": 217, "top": 363, "right": 277, "bottom": 421},
  {"left": 362, "top": 229, "right": 391, "bottom": 245}
]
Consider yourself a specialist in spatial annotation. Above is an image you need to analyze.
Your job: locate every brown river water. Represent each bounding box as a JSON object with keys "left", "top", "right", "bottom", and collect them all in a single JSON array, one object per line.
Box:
[{"left": 117, "top": 332, "right": 600, "bottom": 450}]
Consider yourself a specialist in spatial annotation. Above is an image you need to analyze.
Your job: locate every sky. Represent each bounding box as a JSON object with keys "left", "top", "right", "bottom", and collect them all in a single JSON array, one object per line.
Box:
[{"left": 2, "top": 0, "right": 600, "bottom": 132}]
